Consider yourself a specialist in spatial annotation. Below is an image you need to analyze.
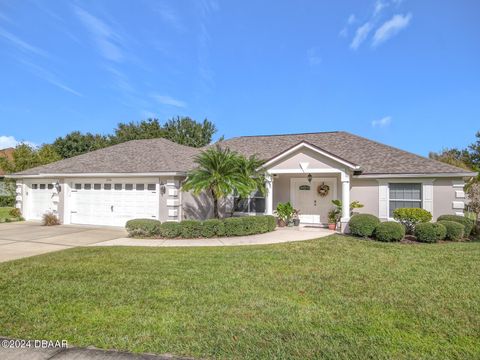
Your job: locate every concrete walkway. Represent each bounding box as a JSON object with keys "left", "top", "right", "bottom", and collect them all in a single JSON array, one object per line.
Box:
[{"left": 92, "top": 226, "right": 334, "bottom": 247}]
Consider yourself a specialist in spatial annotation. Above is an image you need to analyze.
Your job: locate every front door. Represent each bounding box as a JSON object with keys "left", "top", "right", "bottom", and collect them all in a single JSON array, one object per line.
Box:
[{"left": 291, "top": 178, "right": 336, "bottom": 224}]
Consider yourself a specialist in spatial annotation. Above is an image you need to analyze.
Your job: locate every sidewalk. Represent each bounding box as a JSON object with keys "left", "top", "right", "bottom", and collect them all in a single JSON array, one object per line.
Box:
[
  {"left": 0, "top": 338, "right": 192, "bottom": 360},
  {"left": 91, "top": 226, "right": 334, "bottom": 247}
]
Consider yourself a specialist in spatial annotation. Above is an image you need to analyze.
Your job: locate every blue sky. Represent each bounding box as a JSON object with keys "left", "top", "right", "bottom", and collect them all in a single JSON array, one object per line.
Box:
[{"left": 0, "top": 0, "right": 479, "bottom": 156}]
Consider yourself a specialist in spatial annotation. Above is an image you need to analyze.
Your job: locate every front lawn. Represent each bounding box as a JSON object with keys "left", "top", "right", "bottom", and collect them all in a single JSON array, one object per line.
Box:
[
  {"left": 0, "top": 207, "right": 14, "bottom": 221},
  {"left": 0, "top": 235, "right": 479, "bottom": 359}
]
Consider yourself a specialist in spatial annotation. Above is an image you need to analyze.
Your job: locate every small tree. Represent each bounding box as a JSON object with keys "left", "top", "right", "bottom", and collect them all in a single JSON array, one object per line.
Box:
[
  {"left": 393, "top": 208, "right": 432, "bottom": 234},
  {"left": 182, "top": 145, "right": 265, "bottom": 219},
  {"left": 466, "top": 182, "right": 480, "bottom": 220}
]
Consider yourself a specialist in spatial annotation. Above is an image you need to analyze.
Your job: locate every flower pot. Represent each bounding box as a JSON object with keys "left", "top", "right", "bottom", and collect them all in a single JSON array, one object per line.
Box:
[
  {"left": 293, "top": 218, "right": 300, "bottom": 226},
  {"left": 328, "top": 223, "right": 336, "bottom": 231},
  {"left": 278, "top": 219, "right": 286, "bottom": 227}
]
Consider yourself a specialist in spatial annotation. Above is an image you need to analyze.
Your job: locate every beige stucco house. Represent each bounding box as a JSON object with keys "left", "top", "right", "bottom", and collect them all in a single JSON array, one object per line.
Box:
[{"left": 8, "top": 131, "right": 475, "bottom": 230}]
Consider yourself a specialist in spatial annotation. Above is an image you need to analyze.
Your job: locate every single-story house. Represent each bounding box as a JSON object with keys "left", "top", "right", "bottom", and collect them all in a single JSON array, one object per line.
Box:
[
  {"left": 7, "top": 131, "right": 476, "bottom": 230},
  {"left": 0, "top": 147, "right": 14, "bottom": 196}
]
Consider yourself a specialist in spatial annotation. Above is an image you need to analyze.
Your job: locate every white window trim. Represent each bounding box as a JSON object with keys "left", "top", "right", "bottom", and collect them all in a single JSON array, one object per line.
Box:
[{"left": 378, "top": 179, "right": 434, "bottom": 221}]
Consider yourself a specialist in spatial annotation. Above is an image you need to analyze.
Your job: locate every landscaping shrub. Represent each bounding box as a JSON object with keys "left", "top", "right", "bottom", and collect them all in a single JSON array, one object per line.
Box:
[
  {"left": 159, "top": 222, "right": 182, "bottom": 238},
  {"left": 374, "top": 221, "right": 405, "bottom": 242},
  {"left": 348, "top": 214, "right": 380, "bottom": 237},
  {"left": 126, "top": 219, "right": 161, "bottom": 238},
  {"left": 223, "top": 217, "right": 248, "bottom": 236},
  {"left": 393, "top": 208, "right": 432, "bottom": 234},
  {"left": 9, "top": 208, "right": 21, "bottom": 218},
  {"left": 42, "top": 212, "right": 60, "bottom": 226},
  {"left": 437, "top": 220, "right": 465, "bottom": 241},
  {"left": 433, "top": 222, "right": 447, "bottom": 241},
  {"left": 414, "top": 222, "right": 439, "bottom": 243},
  {"left": 437, "top": 215, "right": 474, "bottom": 236},
  {"left": 201, "top": 219, "right": 223, "bottom": 238},
  {"left": 0, "top": 195, "right": 15, "bottom": 207},
  {"left": 180, "top": 220, "right": 203, "bottom": 238}
]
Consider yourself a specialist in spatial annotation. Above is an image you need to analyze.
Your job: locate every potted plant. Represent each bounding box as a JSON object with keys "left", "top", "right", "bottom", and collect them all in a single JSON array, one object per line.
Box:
[
  {"left": 292, "top": 208, "right": 300, "bottom": 226},
  {"left": 327, "top": 209, "right": 339, "bottom": 230},
  {"left": 274, "top": 202, "right": 295, "bottom": 227}
]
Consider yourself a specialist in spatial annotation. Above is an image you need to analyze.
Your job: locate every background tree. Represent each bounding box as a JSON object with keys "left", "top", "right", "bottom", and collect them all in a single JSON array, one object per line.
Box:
[
  {"left": 0, "top": 143, "right": 61, "bottom": 173},
  {"left": 182, "top": 146, "right": 264, "bottom": 218},
  {"left": 111, "top": 118, "right": 164, "bottom": 144},
  {"left": 163, "top": 117, "right": 217, "bottom": 148},
  {"left": 428, "top": 148, "right": 473, "bottom": 170},
  {"left": 53, "top": 131, "right": 109, "bottom": 159}
]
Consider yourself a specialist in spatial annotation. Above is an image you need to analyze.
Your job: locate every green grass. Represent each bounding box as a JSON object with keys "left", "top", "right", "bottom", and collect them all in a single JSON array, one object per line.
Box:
[
  {"left": 0, "top": 207, "right": 14, "bottom": 221},
  {"left": 0, "top": 235, "right": 479, "bottom": 359}
]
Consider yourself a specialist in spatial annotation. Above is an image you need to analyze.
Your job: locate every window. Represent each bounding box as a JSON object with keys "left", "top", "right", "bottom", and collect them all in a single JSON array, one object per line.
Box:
[
  {"left": 114, "top": 184, "right": 122, "bottom": 190},
  {"left": 74, "top": 183, "right": 82, "bottom": 190},
  {"left": 39, "top": 184, "right": 46, "bottom": 190},
  {"left": 84, "top": 184, "right": 92, "bottom": 190},
  {"left": 233, "top": 190, "right": 266, "bottom": 214},
  {"left": 47, "top": 184, "right": 54, "bottom": 190},
  {"left": 94, "top": 184, "right": 101, "bottom": 190},
  {"left": 125, "top": 184, "right": 133, "bottom": 191},
  {"left": 136, "top": 184, "right": 145, "bottom": 191},
  {"left": 32, "top": 184, "right": 38, "bottom": 189},
  {"left": 147, "top": 184, "right": 156, "bottom": 191},
  {"left": 389, "top": 183, "right": 422, "bottom": 217},
  {"left": 104, "top": 184, "right": 112, "bottom": 190}
]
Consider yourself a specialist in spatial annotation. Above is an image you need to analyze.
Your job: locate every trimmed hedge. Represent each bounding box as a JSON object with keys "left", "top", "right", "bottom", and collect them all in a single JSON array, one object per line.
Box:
[
  {"left": 437, "top": 220, "right": 465, "bottom": 241},
  {"left": 136, "top": 215, "right": 277, "bottom": 239},
  {"left": 374, "top": 221, "right": 405, "bottom": 242},
  {"left": 126, "top": 219, "right": 161, "bottom": 237},
  {"left": 393, "top": 208, "right": 432, "bottom": 234},
  {"left": 415, "top": 222, "right": 440, "bottom": 243},
  {"left": 437, "top": 215, "right": 474, "bottom": 236},
  {"left": 0, "top": 195, "right": 15, "bottom": 207},
  {"left": 433, "top": 222, "right": 447, "bottom": 241},
  {"left": 348, "top": 214, "right": 380, "bottom": 237}
]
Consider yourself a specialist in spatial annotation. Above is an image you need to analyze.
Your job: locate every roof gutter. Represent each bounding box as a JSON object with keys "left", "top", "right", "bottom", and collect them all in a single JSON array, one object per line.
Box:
[
  {"left": 354, "top": 172, "right": 477, "bottom": 179},
  {"left": 5, "top": 172, "right": 188, "bottom": 179}
]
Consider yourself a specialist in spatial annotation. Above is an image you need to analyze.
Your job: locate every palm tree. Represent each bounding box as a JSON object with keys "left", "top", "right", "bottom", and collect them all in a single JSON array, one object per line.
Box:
[{"left": 182, "top": 145, "right": 266, "bottom": 219}]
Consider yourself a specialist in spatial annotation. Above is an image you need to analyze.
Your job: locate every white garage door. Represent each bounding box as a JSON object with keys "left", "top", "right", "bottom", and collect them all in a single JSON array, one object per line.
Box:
[
  {"left": 28, "top": 182, "right": 57, "bottom": 220},
  {"left": 70, "top": 181, "right": 159, "bottom": 227}
]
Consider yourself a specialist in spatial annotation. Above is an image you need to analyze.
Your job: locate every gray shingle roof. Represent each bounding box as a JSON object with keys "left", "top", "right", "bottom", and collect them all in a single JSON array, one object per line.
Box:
[
  {"left": 15, "top": 138, "right": 199, "bottom": 175},
  {"left": 14, "top": 131, "right": 471, "bottom": 176},
  {"left": 216, "top": 131, "right": 470, "bottom": 175}
]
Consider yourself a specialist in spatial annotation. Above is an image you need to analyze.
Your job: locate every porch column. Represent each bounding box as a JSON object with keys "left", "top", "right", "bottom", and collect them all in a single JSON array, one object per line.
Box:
[
  {"left": 265, "top": 174, "right": 273, "bottom": 215},
  {"left": 341, "top": 171, "right": 350, "bottom": 232}
]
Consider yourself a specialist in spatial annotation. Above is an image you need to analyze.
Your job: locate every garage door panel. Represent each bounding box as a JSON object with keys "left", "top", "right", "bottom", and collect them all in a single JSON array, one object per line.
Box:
[
  {"left": 28, "top": 181, "right": 56, "bottom": 220},
  {"left": 70, "top": 180, "right": 159, "bottom": 227}
]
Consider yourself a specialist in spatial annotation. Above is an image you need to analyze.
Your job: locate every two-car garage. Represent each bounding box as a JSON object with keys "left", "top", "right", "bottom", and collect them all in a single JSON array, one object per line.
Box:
[
  {"left": 68, "top": 180, "right": 159, "bottom": 226},
  {"left": 22, "top": 178, "right": 161, "bottom": 227}
]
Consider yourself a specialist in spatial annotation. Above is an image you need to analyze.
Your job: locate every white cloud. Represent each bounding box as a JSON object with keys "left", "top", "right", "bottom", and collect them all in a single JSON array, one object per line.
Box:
[
  {"left": 307, "top": 47, "right": 322, "bottom": 66},
  {"left": 0, "top": 136, "right": 36, "bottom": 149},
  {"left": 74, "top": 6, "right": 124, "bottom": 62},
  {"left": 0, "top": 26, "right": 48, "bottom": 57},
  {"left": 373, "top": 0, "right": 388, "bottom": 16},
  {"left": 19, "top": 60, "right": 83, "bottom": 97},
  {"left": 371, "top": 116, "right": 392, "bottom": 128},
  {"left": 0, "top": 136, "right": 18, "bottom": 149},
  {"left": 372, "top": 13, "right": 412, "bottom": 46},
  {"left": 155, "top": 3, "right": 185, "bottom": 32},
  {"left": 151, "top": 94, "right": 187, "bottom": 108},
  {"left": 350, "top": 22, "right": 373, "bottom": 50},
  {"left": 347, "top": 14, "right": 356, "bottom": 24}
]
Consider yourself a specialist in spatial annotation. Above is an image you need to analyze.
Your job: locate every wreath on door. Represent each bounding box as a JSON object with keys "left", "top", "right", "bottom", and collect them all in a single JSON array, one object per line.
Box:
[{"left": 317, "top": 182, "right": 330, "bottom": 197}]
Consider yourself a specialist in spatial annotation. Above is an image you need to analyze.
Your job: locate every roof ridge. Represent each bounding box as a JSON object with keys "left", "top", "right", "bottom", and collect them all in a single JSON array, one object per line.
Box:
[{"left": 224, "top": 130, "right": 341, "bottom": 141}]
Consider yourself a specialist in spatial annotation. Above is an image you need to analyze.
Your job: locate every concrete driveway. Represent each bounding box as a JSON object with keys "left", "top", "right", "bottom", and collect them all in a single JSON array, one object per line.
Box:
[{"left": 0, "top": 221, "right": 126, "bottom": 263}]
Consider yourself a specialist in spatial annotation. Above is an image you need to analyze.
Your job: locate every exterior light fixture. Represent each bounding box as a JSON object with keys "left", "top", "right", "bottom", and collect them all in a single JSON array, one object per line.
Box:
[
  {"left": 307, "top": 173, "right": 313, "bottom": 183},
  {"left": 160, "top": 182, "right": 166, "bottom": 195},
  {"left": 55, "top": 181, "right": 61, "bottom": 192}
]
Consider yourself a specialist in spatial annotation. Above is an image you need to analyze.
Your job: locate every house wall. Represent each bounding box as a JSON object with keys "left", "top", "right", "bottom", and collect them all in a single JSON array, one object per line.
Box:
[
  {"left": 432, "top": 178, "right": 465, "bottom": 219},
  {"left": 350, "top": 179, "right": 379, "bottom": 216},
  {"left": 268, "top": 147, "right": 341, "bottom": 171},
  {"left": 181, "top": 190, "right": 233, "bottom": 220}
]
